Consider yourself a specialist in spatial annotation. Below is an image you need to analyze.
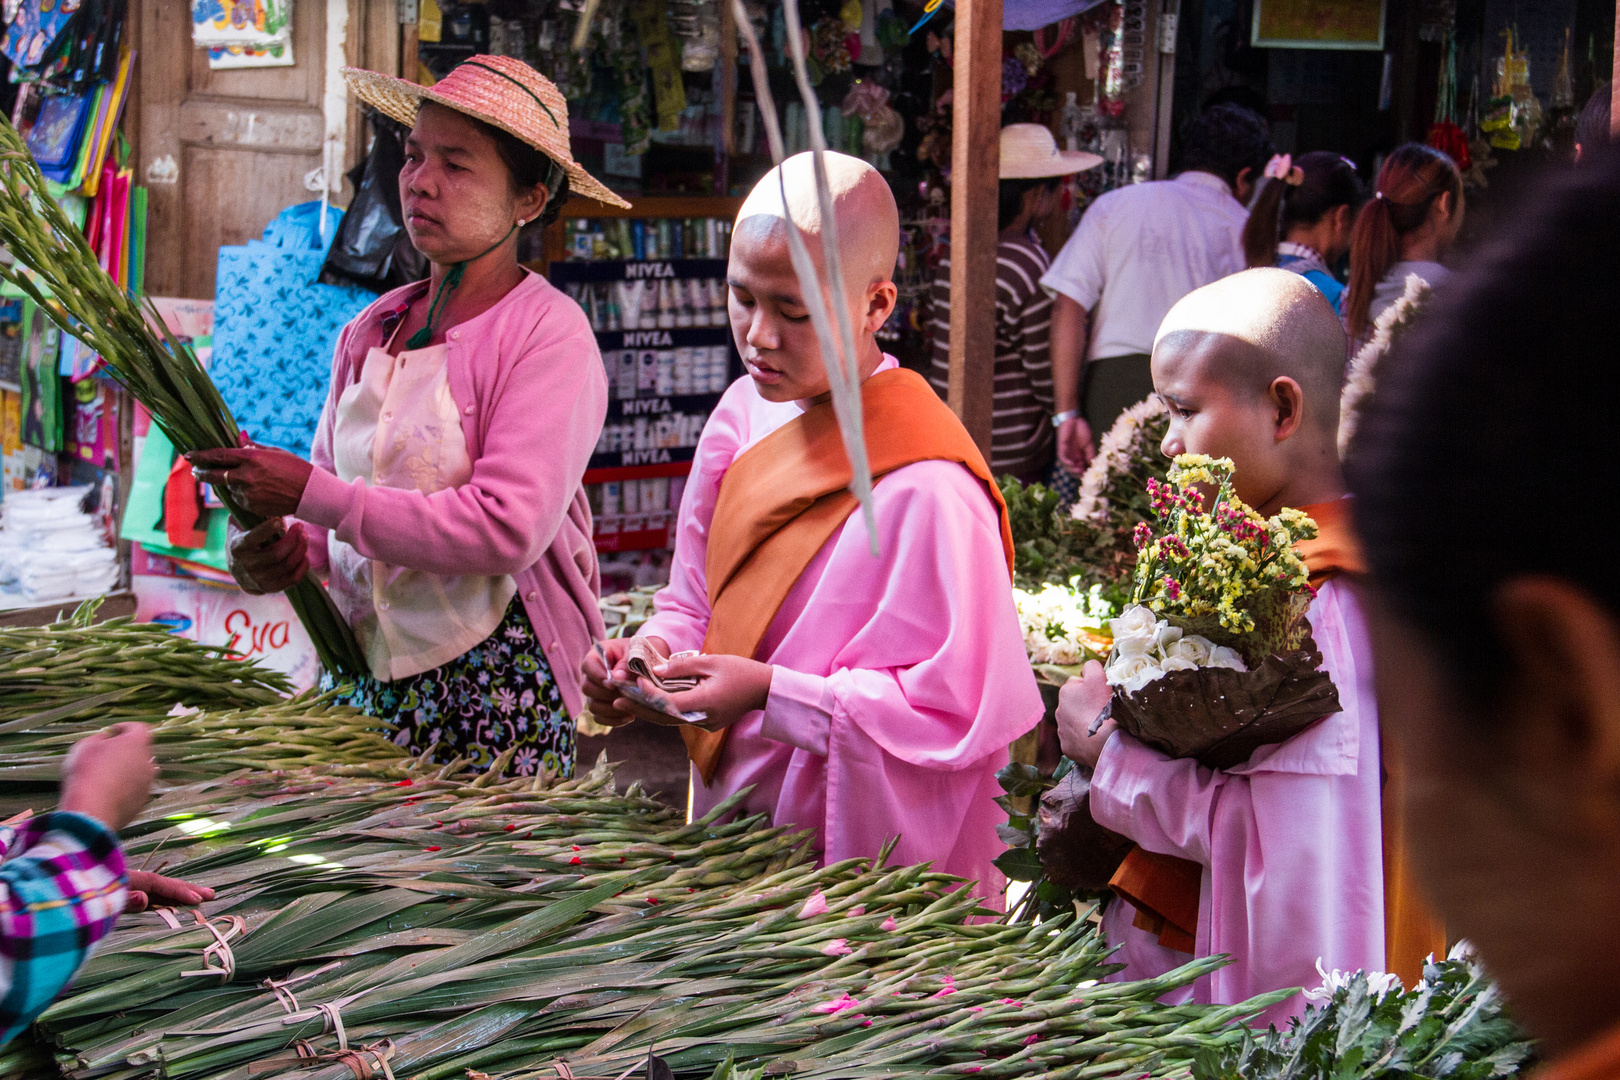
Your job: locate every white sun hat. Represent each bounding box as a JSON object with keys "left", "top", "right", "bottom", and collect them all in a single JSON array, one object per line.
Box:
[
  {"left": 999, "top": 123, "right": 1104, "bottom": 179},
  {"left": 343, "top": 55, "right": 631, "bottom": 209}
]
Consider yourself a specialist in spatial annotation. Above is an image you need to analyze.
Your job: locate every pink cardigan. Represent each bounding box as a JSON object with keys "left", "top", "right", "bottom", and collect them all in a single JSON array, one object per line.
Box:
[{"left": 295, "top": 270, "right": 608, "bottom": 716}]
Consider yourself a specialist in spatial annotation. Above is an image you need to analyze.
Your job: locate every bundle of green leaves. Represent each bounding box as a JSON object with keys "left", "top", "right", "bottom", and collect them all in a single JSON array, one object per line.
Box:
[{"left": 1193, "top": 950, "right": 1534, "bottom": 1080}]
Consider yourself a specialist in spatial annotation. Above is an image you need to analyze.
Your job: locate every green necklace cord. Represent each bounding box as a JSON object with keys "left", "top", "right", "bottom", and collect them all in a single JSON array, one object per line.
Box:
[{"left": 406, "top": 223, "right": 519, "bottom": 350}]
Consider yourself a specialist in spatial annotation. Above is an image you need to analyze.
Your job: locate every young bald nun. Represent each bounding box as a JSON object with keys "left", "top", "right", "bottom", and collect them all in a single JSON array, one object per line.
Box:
[
  {"left": 582, "top": 152, "right": 1043, "bottom": 897},
  {"left": 1057, "top": 268, "right": 1440, "bottom": 1022}
]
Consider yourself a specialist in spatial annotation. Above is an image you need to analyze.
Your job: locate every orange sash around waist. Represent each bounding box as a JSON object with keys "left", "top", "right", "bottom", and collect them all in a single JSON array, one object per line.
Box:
[
  {"left": 1107, "top": 498, "right": 1445, "bottom": 981},
  {"left": 680, "top": 367, "right": 1014, "bottom": 783}
]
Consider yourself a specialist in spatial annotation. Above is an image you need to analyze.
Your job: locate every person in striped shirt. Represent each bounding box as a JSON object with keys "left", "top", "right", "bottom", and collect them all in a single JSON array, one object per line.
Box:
[
  {"left": 1, "top": 724, "right": 213, "bottom": 1047},
  {"left": 929, "top": 125, "right": 1101, "bottom": 483}
]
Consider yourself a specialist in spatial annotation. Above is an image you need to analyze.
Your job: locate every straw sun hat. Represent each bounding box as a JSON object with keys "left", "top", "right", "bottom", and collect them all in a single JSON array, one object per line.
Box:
[
  {"left": 999, "top": 123, "right": 1103, "bottom": 179},
  {"left": 343, "top": 55, "right": 631, "bottom": 209}
]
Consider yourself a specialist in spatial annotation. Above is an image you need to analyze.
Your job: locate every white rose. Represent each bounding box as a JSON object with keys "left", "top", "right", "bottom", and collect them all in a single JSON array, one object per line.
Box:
[
  {"left": 1166, "top": 635, "right": 1213, "bottom": 666},
  {"left": 1152, "top": 622, "right": 1184, "bottom": 653},
  {"left": 1106, "top": 653, "right": 1164, "bottom": 692},
  {"left": 1112, "top": 633, "right": 1153, "bottom": 660},
  {"left": 1109, "top": 604, "right": 1158, "bottom": 641},
  {"left": 1108, "top": 605, "right": 1160, "bottom": 660},
  {"left": 1207, "top": 645, "right": 1247, "bottom": 671},
  {"left": 1159, "top": 655, "right": 1198, "bottom": 672},
  {"left": 1120, "top": 666, "right": 1167, "bottom": 693}
]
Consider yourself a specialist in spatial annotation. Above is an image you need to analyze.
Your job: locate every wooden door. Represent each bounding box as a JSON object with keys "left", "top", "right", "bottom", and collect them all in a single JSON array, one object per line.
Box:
[{"left": 134, "top": 1, "right": 398, "bottom": 299}]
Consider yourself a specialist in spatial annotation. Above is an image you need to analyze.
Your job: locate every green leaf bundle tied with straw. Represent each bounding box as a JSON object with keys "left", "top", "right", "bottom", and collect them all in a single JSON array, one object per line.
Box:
[{"left": 0, "top": 118, "right": 365, "bottom": 676}]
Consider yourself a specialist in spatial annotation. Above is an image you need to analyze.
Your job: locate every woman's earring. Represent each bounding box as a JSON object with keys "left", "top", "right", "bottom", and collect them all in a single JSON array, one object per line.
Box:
[{"left": 516, "top": 218, "right": 527, "bottom": 227}]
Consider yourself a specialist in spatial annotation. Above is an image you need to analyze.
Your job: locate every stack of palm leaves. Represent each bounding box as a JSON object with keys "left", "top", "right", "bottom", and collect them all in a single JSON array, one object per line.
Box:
[
  {"left": 4, "top": 756, "right": 1291, "bottom": 1080},
  {"left": 0, "top": 122, "right": 364, "bottom": 675},
  {"left": 0, "top": 603, "right": 400, "bottom": 812}
]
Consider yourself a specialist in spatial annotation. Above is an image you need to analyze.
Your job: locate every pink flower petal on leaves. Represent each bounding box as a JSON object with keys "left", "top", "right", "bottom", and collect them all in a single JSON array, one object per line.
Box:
[
  {"left": 812, "top": 992, "right": 860, "bottom": 1015},
  {"left": 797, "top": 891, "right": 829, "bottom": 919},
  {"left": 847, "top": 905, "right": 865, "bottom": 917},
  {"left": 880, "top": 916, "right": 897, "bottom": 932},
  {"left": 820, "top": 938, "right": 853, "bottom": 956}
]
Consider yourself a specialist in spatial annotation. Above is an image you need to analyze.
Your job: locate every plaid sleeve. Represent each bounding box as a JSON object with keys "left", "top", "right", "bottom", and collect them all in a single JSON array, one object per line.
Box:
[{"left": 0, "top": 812, "right": 128, "bottom": 1048}]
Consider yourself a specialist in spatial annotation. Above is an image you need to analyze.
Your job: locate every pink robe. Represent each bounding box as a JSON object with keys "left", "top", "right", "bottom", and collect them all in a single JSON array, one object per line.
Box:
[
  {"left": 639, "top": 357, "right": 1045, "bottom": 900},
  {"left": 1088, "top": 578, "right": 1384, "bottom": 1025}
]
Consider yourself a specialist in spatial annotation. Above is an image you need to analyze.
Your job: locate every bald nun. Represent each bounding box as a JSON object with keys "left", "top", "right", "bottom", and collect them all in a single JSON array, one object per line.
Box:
[
  {"left": 582, "top": 152, "right": 1043, "bottom": 899},
  {"left": 1055, "top": 267, "right": 1404, "bottom": 1024}
]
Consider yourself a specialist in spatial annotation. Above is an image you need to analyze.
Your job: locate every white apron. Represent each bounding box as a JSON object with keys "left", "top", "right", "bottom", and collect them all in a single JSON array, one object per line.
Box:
[{"left": 327, "top": 337, "right": 516, "bottom": 681}]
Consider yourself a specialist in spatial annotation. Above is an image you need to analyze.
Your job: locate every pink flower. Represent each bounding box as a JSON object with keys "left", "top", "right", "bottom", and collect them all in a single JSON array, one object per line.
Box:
[
  {"left": 813, "top": 993, "right": 860, "bottom": 1014},
  {"left": 931, "top": 974, "right": 957, "bottom": 998},
  {"left": 880, "top": 916, "right": 897, "bottom": 932},
  {"left": 1023, "top": 1034, "right": 1040, "bottom": 1045},
  {"left": 797, "top": 891, "right": 829, "bottom": 919},
  {"left": 847, "top": 905, "right": 865, "bottom": 917},
  {"left": 820, "top": 939, "right": 853, "bottom": 956}
]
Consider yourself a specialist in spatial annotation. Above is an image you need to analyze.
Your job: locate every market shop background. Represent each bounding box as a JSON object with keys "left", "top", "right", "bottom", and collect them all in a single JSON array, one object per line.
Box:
[
  {"left": 1170, "top": 0, "right": 1616, "bottom": 248},
  {"left": 5, "top": 0, "right": 1614, "bottom": 807}
]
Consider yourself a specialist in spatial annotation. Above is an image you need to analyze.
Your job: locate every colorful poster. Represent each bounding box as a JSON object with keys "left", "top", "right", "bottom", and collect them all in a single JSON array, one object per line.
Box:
[
  {"left": 189, "top": 0, "right": 291, "bottom": 46},
  {"left": 1251, "top": 0, "right": 1386, "bottom": 50},
  {"left": 18, "top": 299, "right": 64, "bottom": 452},
  {"left": 133, "top": 574, "right": 321, "bottom": 691},
  {"left": 66, "top": 378, "right": 117, "bottom": 469},
  {"left": 206, "top": 40, "right": 294, "bottom": 69}
]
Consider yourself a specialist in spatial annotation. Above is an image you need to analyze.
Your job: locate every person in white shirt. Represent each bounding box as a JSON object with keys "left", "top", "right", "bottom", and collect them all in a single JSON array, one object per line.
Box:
[{"left": 1042, "top": 104, "right": 1271, "bottom": 471}]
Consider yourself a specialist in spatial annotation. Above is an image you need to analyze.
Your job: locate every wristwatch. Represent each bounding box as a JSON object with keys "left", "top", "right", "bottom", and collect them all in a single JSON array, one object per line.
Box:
[{"left": 1051, "top": 409, "right": 1079, "bottom": 428}]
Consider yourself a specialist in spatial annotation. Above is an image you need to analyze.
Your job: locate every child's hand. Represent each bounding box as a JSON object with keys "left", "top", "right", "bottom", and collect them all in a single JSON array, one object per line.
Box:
[
  {"left": 647, "top": 654, "right": 774, "bottom": 732},
  {"left": 127, "top": 870, "right": 215, "bottom": 912},
  {"left": 60, "top": 723, "right": 156, "bottom": 833},
  {"left": 1055, "top": 661, "right": 1117, "bottom": 769}
]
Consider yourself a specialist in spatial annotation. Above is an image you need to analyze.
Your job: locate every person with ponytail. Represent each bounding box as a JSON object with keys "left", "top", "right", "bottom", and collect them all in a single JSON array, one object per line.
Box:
[
  {"left": 1242, "top": 151, "right": 1365, "bottom": 312},
  {"left": 1342, "top": 144, "right": 1463, "bottom": 343}
]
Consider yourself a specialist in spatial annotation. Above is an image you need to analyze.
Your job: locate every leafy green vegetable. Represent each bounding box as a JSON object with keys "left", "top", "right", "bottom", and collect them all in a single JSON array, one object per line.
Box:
[{"left": 1193, "top": 951, "right": 1536, "bottom": 1080}]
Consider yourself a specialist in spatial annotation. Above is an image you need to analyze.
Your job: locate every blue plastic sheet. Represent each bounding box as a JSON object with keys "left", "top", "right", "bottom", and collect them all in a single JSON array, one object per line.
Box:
[{"left": 209, "top": 202, "right": 375, "bottom": 457}]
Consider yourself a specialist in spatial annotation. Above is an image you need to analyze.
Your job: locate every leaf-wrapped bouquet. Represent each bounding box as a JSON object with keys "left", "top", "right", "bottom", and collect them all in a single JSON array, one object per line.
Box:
[
  {"left": 1104, "top": 454, "right": 1339, "bottom": 767},
  {"left": 1034, "top": 456, "right": 1340, "bottom": 893}
]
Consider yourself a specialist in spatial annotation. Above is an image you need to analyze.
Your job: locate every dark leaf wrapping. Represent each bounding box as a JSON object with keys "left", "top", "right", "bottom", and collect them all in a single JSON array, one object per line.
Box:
[
  {"left": 1111, "top": 644, "right": 1341, "bottom": 771},
  {"left": 1035, "top": 767, "right": 1135, "bottom": 893}
]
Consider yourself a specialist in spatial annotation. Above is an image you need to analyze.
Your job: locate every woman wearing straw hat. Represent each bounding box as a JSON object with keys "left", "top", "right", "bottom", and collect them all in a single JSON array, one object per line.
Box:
[
  {"left": 190, "top": 57, "right": 628, "bottom": 778},
  {"left": 927, "top": 124, "right": 1100, "bottom": 486}
]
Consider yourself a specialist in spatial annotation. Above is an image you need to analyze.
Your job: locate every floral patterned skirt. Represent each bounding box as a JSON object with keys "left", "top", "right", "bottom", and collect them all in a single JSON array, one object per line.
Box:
[{"left": 322, "top": 597, "right": 574, "bottom": 777}]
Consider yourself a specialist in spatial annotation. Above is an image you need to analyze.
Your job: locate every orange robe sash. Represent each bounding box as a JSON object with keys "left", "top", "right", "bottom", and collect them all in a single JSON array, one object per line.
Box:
[
  {"left": 1107, "top": 497, "right": 1447, "bottom": 981},
  {"left": 680, "top": 367, "right": 1015, "bottom": 784}
]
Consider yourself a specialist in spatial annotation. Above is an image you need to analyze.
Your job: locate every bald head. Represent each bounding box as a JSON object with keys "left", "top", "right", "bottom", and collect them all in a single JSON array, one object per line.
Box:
[
  {"left": 735, "top": 151, "right": 900, "bottom": 292},
  {"left": 1155, "top": 268, "right": 1348, "bottom": 430}
]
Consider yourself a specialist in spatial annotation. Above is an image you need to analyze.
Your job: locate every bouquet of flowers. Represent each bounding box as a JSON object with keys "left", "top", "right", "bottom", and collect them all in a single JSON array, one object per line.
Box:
[
  {"left": 1012, "top": 579, "right": 1115, "bottom": 680},
  {"left": 1103, "top": 454, "right": 1340, "bottom": 769},
  {"left": 1033, "top": 456, "right": 1340, "bottom": 893},
  {"left": 1000, "top": 395, "right": 1169, "bottom": 597}
]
